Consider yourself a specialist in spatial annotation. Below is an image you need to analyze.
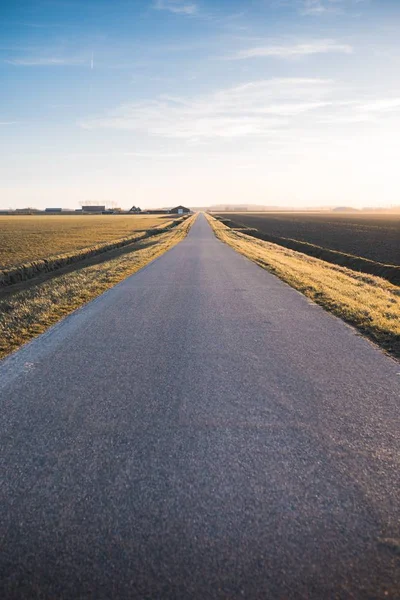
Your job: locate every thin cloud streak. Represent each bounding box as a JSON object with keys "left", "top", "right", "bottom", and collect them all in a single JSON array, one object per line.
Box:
[
  {"left": 59, "top": 151, "right": 186, "bottom": 158},
  {"left": 317, "top": 97, "right": 400, "bottom": 123},
  {"left": 360, "top": 98, "right": 400, "bottom": 112},
  {"left": 153, "top": 0, "right": 198, "bottom": 15},
  {"left": 230, "top": 39, "right": 353, "bottom": 60},
  {"left": 301, "top": 0, "right": 333, "bottom": 15},
  {"left": 5, "top": 57, "right": 86, "bottom": 66},
  {"left": 300, "top": 0, "right": 366, "bottom": 16}
]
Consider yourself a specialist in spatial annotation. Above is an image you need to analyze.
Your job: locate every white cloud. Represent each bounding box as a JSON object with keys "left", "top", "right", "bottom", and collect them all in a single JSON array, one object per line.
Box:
[
  {"left": 0, "top": 121, "right": 17, "bottom": 125},
  {"left": 301, "top": 0, "right": 331, "bottom": 15},
  {"left": 122, "top": 151, "right": 185, "bottom": 158},
  {"left": 153, "top": 0, "right": 198, "bottom": 15},
  {"left": 230, "top": 39, "right": 353, "bottom": 59},
  {"left": 360, "top": 98, "right": 400, "bottom": 113},
  {"left": 81, "top": 78, "right": 334, "bottom": 139},
  {"left": 316, "top": 97, "right": 400, "bottom": 123},
  {"left": 300, "top": 0, "right": 366, "bottom": 16},
  {"left": 317, "top": 114, "right": 372, "bottom": 124},
  {"left": 5, "top": 57, "right": 85, "bottom": 66},
  {"left": 60, "top": 151, "right": 186, "bottom": 159}
]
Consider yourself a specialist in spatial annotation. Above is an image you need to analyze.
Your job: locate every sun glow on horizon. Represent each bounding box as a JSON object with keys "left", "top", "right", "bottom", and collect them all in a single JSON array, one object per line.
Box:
[{"left": 1, "top": 0, "right": 400, "bottom": 210}]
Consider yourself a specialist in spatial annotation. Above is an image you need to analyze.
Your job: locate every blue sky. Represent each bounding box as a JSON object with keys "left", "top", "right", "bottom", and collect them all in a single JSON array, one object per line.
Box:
[{"left": 1, "top": 0, "right": 400, "bottom": 209}]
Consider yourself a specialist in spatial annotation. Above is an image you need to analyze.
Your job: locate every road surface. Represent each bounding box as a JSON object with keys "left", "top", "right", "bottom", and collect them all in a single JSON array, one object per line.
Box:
[{"left": 1, "top": 214, "right": 399, "bottom": 599}]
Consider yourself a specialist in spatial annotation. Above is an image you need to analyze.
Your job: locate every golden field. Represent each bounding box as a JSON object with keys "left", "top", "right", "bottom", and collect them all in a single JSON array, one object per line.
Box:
[{"left": 0, "top": 214, "right": 174, "bottom": 269}]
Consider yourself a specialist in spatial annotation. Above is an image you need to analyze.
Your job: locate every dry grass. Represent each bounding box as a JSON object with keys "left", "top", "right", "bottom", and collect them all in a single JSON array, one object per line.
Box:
[
  {"left": 206, "top": 214, "right": 400, "bottom": 359},
  {"left": 0, "top": 214, "right": 174, "bottom": 269},
  {"left": 0, "top": 215, "right": 195, "bottom": 360}
]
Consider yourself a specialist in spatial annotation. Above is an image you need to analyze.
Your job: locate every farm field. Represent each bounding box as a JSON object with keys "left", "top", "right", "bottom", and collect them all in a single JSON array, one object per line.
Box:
[
  {"left": 214, "top": 212, "right": 400, "bottom": 266},
  {"left": 0, "top": 214, "right": 175, "bottom": 269}
]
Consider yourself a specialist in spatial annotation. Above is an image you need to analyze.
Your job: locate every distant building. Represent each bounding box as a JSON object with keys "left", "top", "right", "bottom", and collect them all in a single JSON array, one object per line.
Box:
[
  {"left": 81, "top": 205, "right": 106, "bottom": 213},
  {"left": 170, "top": 205, "right": 190, "bottom": 215},
  {"left": 332, "top": 206, "right": 358, "bottom": 212},
  {"left": 129, "top": 206, "right": 142, "bottom": 213},
  {"left": 15, "top": 208, "right": 41, "bottom": 214}
]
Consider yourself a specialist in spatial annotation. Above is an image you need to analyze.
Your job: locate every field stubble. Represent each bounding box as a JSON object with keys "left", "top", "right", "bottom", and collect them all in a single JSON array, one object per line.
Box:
[{"left": 0, "top": 214, "right": 175, "bottom": 269}]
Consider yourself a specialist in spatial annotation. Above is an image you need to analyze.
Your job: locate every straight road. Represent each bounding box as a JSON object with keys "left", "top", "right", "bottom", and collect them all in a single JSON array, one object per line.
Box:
[{"left": 1, "top": 214, "right": 399, "bottom": 599}]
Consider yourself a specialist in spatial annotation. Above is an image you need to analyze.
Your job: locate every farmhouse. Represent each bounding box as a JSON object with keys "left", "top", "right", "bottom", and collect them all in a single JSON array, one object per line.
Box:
[
  {"left": 170, "top": 205, "right": 190, "bottom": 215},
  {"left": 81, "top": 205, "right": 106, "bottom": 213}
]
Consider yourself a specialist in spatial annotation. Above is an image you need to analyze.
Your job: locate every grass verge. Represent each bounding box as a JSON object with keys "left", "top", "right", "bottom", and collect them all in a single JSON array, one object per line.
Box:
[
  {"left": 0, "top": 215, "right": 195, "bottom": 360},
  {"left": 206, "top": 214, "right": 400, "bottom": 360}
]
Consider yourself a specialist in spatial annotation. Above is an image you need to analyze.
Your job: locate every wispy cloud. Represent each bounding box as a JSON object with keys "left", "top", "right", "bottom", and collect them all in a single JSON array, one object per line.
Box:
[
  {"left": 153, "top": 0, "right": 198, "bottom": 15},
  {"left": 230, "top": 39, "right": 353, "bottom": 60},
  {"left": 60, "top": 151, "right": 185, "bottom": 159},
  {"left": 301, "top": 0, "right": 333, "bottom": 15},
  {"left": 317, "top": 97, "right": 400, "bottom": 123},
  {"left": 123, "top": 151, "right": 185, "bottom": 158},
  {"left": 360, "top": 98, "right": 400, "bottom": 113},
  {"left": 4, "top": 21, "right": 64, "bottom": 29},
  {"left": 5, "top": 57, "right": 86, "bottom": 66},
  {"left": 81, "top": 78, "right": 334, "bottom": 139},
  {"left": 0, "top": 121, "right": 17, "bottom": 125},
  {"left": 300, "top": 0, "right": 366, "bottom": 16}
]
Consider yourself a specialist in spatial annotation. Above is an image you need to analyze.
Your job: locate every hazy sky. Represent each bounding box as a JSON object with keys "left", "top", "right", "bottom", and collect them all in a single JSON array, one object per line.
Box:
[{"left": 1, "top": 0, "right": 400, "bottom": 209}]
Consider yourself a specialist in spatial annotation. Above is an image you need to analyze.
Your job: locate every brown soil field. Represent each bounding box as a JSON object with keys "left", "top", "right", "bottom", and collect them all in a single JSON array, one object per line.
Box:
[
  {"left": 214, "top": 212, "right": 400, "bottom": 266},
  {"left": 0, "top": 214, "right": 176, "bottom": 269}
]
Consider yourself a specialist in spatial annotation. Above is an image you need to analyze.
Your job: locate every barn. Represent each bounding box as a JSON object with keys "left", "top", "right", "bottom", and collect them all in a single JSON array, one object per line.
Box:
[
  {"left": 170, "top": 205, "right": 190, "bottom": 215},
  {"left": 81, "top": 205, "right": 106, "bottom": 213}
]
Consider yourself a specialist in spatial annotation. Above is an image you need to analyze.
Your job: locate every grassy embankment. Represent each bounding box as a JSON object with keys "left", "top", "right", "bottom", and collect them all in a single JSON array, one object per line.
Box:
[
  {"left": 0, "top": 215, "right": 195, "bottom": 359},
  {"left": 206, "top": 214, "right": 400, "bottom": 359}
]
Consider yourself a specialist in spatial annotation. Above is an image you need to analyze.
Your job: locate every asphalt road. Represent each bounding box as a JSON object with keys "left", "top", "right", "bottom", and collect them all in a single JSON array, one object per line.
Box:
[{"left": 1, "top": 214, "right": 399, "bottom": 599}]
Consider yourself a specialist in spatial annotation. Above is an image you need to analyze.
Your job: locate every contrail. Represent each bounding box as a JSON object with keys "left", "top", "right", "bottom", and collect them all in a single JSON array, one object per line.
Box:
[{"left": 91, "top": 52, "right": 94, "bottom": 70}]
